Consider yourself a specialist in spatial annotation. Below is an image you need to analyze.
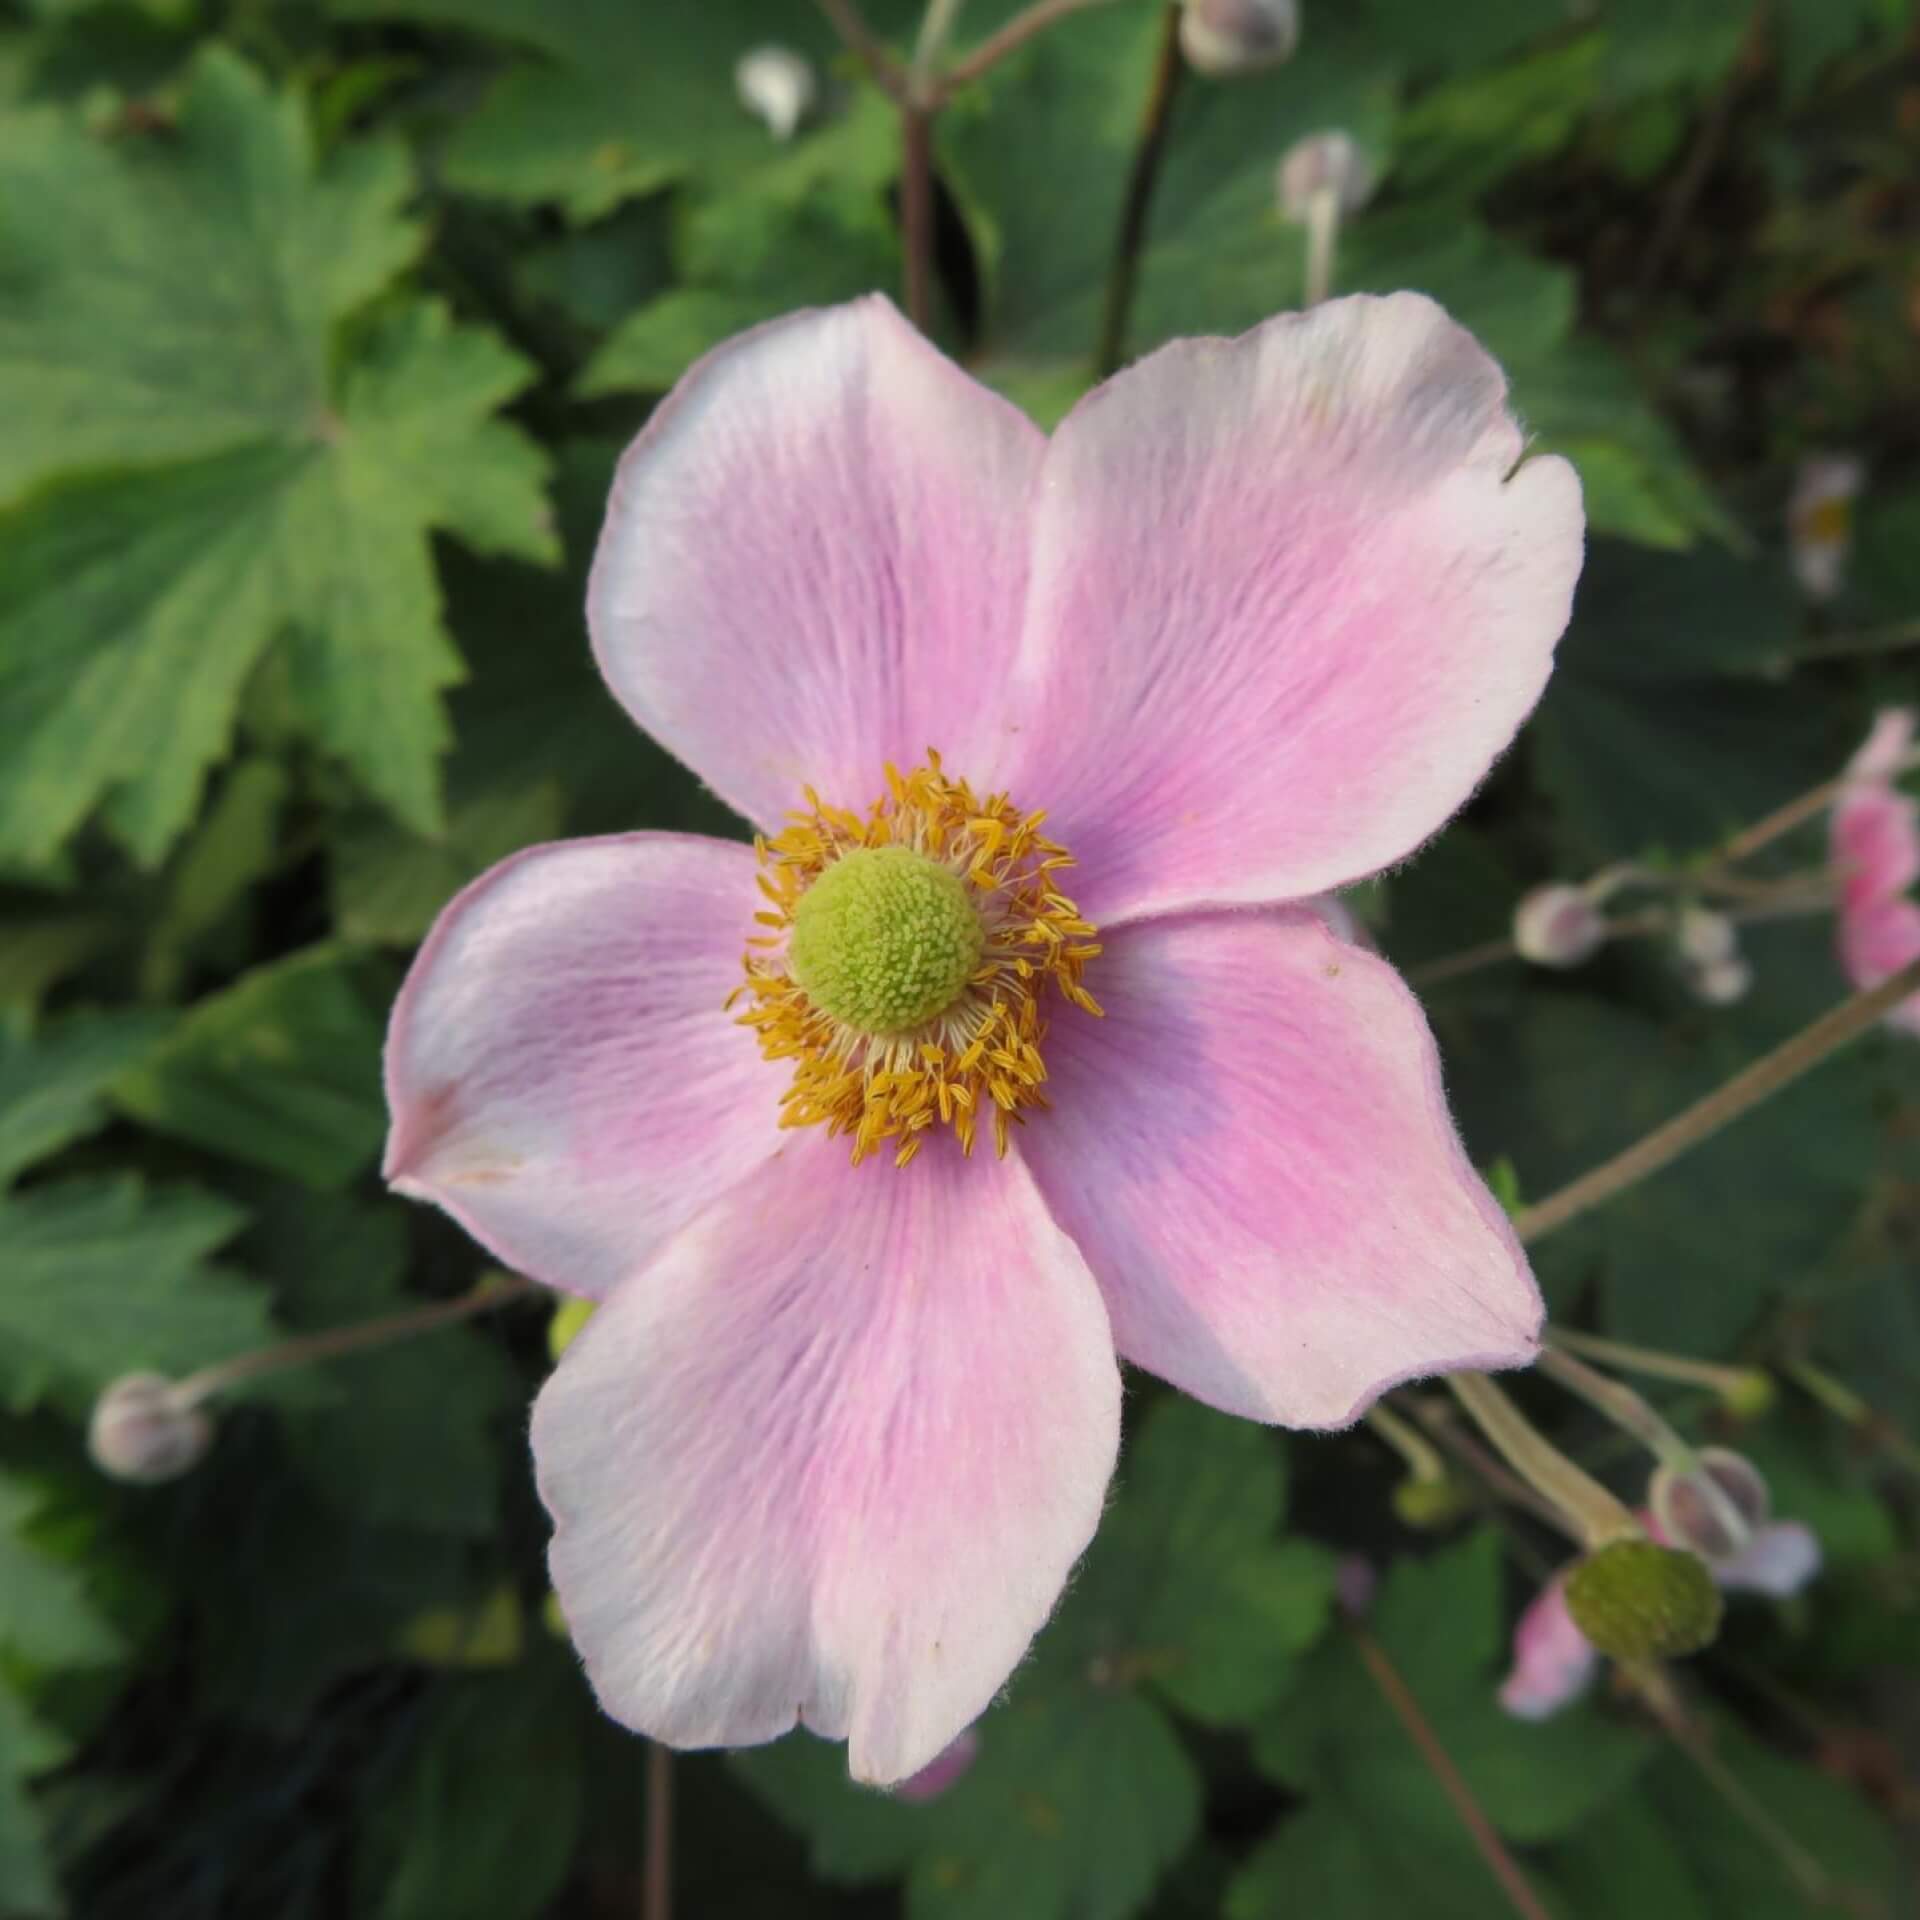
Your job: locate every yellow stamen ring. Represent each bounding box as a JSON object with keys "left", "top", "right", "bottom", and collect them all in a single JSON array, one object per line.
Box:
[{"left": 730, "top": 753, "right": 1103, "bottom": 1167}]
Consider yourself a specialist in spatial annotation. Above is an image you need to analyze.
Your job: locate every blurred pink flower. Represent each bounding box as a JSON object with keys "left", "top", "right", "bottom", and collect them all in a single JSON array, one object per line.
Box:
[
  {"left": 1831, "top": 709, "right": 1920, "bottom": 1034},
  {"left": 384, "top": 293, "right": 1584, "bottom": 1784}
]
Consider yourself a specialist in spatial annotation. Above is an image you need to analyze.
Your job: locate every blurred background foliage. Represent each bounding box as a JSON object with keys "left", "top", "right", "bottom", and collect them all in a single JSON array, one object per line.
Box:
[{"left": 1, "top": 0, "right": 1919, "bottom": 1913}]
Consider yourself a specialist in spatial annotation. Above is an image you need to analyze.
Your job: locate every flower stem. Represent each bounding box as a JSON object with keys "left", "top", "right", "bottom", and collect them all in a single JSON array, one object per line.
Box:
[
  {"left": 1537, "top": 1347, "right": 1700, "bottom": 1474},
  {"left": 1513, "top": 954, "right": 1920, "bottom": 1247},
  {"left": 813, "top": 0, "right": 908, "bottom": 99},
  {"left": 1345, "top": 1619, "right": 1556, "bottom": 1920},
  {"left": 1400, "top": 1395, "right": 1577, "bottom": 1538},
  {"left": 1302, "top": 184, "right": 1339, "bottom": 306},
  {"left": 1094, "top": 1, "right": 1184, "bottom": 378},
  {"left": 911, "top": 0, "right": 967, "bottom": 89},
  {"left": 900, "top": 103, "right": 936, "bottom": 331},
  {"left": 1447, "top": 1372, "right": 1640, "bottom": 1549},
  {"left": 644, "top": 1743, "right": 674, "bottom": 1920},
  {"left": 167, "top": 1274, "right": 538, "bottom": 1410},
  {"left": 1785, "top": 1358, "right": 1920, "bottom": 1478},
  {"left": 942, "top": 0, "right": 1116, "bottom": 91},
  {"left": 1549, "top": 1327, "right": 1769, "bottom": 1404},
  {"left": 1364, "top": 1402, "right": 1447, "bottom": 1483}
]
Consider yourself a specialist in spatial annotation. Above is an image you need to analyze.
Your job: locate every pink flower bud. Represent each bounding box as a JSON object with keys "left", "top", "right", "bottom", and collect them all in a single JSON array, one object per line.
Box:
[
  {"left": 734, "top": 46, "right": 816, "bottom": 142},
  {"left": 1512, "top": 883, "right": 1606, "bottom": 968},
  {"left": 1276, "top": 132, "right": 1375, "bottom": 222},
  {"left": 1179, "top": 0, "right": 1299, "bottom": 75},
  {"left": 1650, "top": 1447, "right": 1768, "bottom": 1563},
  {"left": 1498, "top": 1576, "right": 1600, "bottom": 1721},
  {"left": 88, "top": 1373, "right": 212, "bottom": 1484}
]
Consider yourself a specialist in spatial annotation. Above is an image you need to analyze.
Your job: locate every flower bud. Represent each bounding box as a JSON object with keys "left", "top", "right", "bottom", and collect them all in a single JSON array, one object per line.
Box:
[
  {"left": 1391, "top": 1474, "right": 1472, "bottom": 1531},
  {"left": 1178, "top": 0, "right": 1299, "bottom": 76},
  {"left": 1676, "top": 905, "right": 1737, "bottom": 968},
  {"left": 1719, "top": 1368, "right": 1777, "bottom": 1420},
  {"left": 1690, "top": 955, "right": 1753, "bottom": 1006},
  {"left": 88, "top": 1373, "right": 212, "bottom": 1484},
  {"left": 1563, "top": 1540, "right": 1722, "bottom": 1661},
  {"left": 1512, "top": 883, "right": 1606, "bottom": 968},
  {"left": 1649, "top": 1448, "right": 1769, "bottom": 1563},
  {"left": 1277, "top": 132, "right": 1376, "bottom": 222},
  {"left": 1786, "top": 453, "right": 1863, "bottom": 602},
  {"left": 734, "top": 45, "right": 817, "bottom": 142}
]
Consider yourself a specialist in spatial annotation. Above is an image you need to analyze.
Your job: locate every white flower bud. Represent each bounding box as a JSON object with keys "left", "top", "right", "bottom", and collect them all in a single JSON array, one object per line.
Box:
[
  {"left": 1676, "top": 905, "right": 1738, "bottom": 968},
  {"left": 1512, "top": 884, "right": 1606, "bottom": 969},
  {"left": 1691, "top": 955, "right": 1753, "bottom": 1006},
  {"left": 1786, "top": 453, "right": 1863, "bottom": 602},
  {"left": 734, "top": 45, "right": 817, "bottom": 142},
  {"left": 88, "top": 1373, "right": 212, "bottom": 1484},
  {"left": 1277, "top": 132, "right": 1376, "bottom": 222},
  {"left": 1179, "top": 0, "right": 1299, "bottom": 76}
]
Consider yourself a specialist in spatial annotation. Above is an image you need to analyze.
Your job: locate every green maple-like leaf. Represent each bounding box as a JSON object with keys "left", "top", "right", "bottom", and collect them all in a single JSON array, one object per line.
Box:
[
  {"left": 0, "top": 1010, "right": 173, "bottom": 1188},
  {"left": 0, "top": 1472, "right": 122, "bottom": 1674},
  {"left": 0, "top": 51, "right": 556, "bottom": 867}
]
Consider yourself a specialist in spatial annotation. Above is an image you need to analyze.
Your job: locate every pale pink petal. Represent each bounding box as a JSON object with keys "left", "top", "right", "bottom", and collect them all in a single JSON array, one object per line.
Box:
[
  {"left": 1498, "top": 1576, "right": 1599, "bottom": 1721},
  {"left": 989, "top": 294, "right": 1584, "bottom": 926},
  {"left": 384, "top": 834, "right": 782, "bottom": 1299},
  {"left": 1838, "top": 896, "right": 1920, "bottom": 1035},
  {"left": 1714, "top": 1522, "right": 1822, "bottom": 1599},
  {"left": 587, "top": 297, "right": 1045, "bottom": 832},
  {"left": 1017, "top": 909, "right": 1540, "bottom": 1429},
  {"left": 531, "top": 1138, "right": 1120, "bottom": 1786},
  {"left": 1832, "top": 783, "right": 1920, "bottom": 911},
  {"left": 1845, "top": 708, "right": 1913, "bottom": 783},
  {"left": 894, "top": 1726, "right": 981, "bottom": 1803}
]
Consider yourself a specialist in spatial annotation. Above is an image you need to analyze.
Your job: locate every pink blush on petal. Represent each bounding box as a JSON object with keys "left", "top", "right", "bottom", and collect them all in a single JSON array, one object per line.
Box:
[
  {"left": 893, "top": 1727, "right": 981, "bottom": 1803},
  {"left": 1498, "top": 1577, "right": 1600, "bottom": 1722}
]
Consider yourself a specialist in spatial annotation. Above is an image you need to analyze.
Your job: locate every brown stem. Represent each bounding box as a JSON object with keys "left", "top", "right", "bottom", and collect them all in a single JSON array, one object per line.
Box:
[
  {"left": 1400, "top": 1395, "right": 1577, "bottom": 1539},
  {"left": 644, "top": 1744, "right": 674, "bottom": 1920},
  {"left": 1346, "top": 1620, "right": 1556, "bottom": 1920},
  {"left": 813, "top": 0, "right": 908, "bottom": 99},
  {"left": 942, "top": 0, "right": 1115, "bottom": 91},
  {"left": 1094, "top": 2, "right": 1183, "bottom": 378},
  {"left": 1514, "top": 954, "right": 1920, "bottom": 1246},
  {"left": 900, "top": 105, "right": 935, "bottom": 331}
]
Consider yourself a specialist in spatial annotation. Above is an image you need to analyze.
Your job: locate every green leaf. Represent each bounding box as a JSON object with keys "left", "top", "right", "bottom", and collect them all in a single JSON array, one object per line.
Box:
[
  {"left": 0, "top": 55, "right": 556, "bottom": 865},
  {"left": 0, "top": 1472, "right": 122, "bottom": 1674},
  {"left": 1049, "top": 1397, "right": 1335, "bottom": 1726},
  {"left": 242, "top": 1186, "right": 517, "bottom": 1536},
  {"left": 113, "top": 947, "right": 385, "bottom": 1188},
  {"left": 0, "top": 1685, "right": 67, "bottom": 1920},
  {"left": 0, "top": 1010, "right": 171, "bottom": 1187},
  {"left": 739, "top": 1686, "right": 1201, "bottom": 1920},
  {"left": 0, "top": 1175, "right": 266, "bottom": 1416},
  {"left": 355, "top": 1658, "right": 586, "bottom": 1920}
]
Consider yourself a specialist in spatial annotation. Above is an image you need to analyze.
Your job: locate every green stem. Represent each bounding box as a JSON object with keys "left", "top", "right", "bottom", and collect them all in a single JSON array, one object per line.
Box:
[
  {"left": 1447, "top": 1373, "right": 1640, "bottom": 1549},
  {"left": 1364, "top": 1402, "right": 1447, "bottom": 1483},
  {"left": 1093, "top": 2, "right": 1183, "bottom": 377},
  {"left": 1785, "top": 1359, "right": 1920, "bottom": 1478},
  {"left": 1549, "top": 1328, "right": 1769, "bottom": 1406},
  {"left": 1537, "top": 1348, "right": 1700, "bottom": 1474}
]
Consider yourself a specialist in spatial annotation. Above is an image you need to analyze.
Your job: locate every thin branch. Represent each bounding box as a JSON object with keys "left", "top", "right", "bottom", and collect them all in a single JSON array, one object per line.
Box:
[
  {"left": 943, "top": 0, "right": 1114, "bottom": 90},
  {"left": 813, "top": 0, "right": 909, "bottom": 100},
  {"left": 1346, "top": 1620, "right": 1556, "bottom": 1920},
  {"left": 1548, "top": 1327, "right": 1768, "bottom": 1404},
  {"left": 900, "top": 105, "right": 935, "bottom": 330},
  {"left": 1400, "top": 1395, "right": 1577, "bottom": 1540},
  {"left": 1448, "top": 1373, "right": 1640, "bottom": 1547},
  {"left": 1094, "top": 2, "right": 1183, "bottom": 377},
  {"left": 644, "top": 1744, "right": 674, "bottom": 1920},
  {"left": 1514, "top": 953, "right": 1920, "bottom": 1246}
]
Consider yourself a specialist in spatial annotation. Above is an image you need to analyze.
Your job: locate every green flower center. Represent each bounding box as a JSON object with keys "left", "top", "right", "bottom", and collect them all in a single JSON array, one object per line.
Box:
[{"left": 787, "top": 845, "right": 986, "bottom": 1037}]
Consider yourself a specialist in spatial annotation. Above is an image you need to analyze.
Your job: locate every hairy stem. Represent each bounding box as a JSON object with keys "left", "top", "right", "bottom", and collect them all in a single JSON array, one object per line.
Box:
[
  {"left": 1549, "top": 1327, "right": 1768, "bottom": 1403},
  {"left": 1365, "top": 1401, "right": 1447, "bottom": 1483},
  {"left": 1448, "top": 1372, "right": 1640, "bottom": 1548},
  {"left": 1400, "top": 1396, "right": 1578, "bottom": 1539},
  {"left": 1537, "top": 1347, "right": 1700, "bottom": 1473},
  {"left": 1515, "top": 954, "right": 1920, "bottom": 1246},
  {"left": 1094, "top": 2, "right": 1183, "bottom": 377}
]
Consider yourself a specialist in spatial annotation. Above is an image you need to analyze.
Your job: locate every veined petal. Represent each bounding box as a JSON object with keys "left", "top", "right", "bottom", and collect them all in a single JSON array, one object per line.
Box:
[
  {"left": 994, "top": 293, "right": 1583, "bottom": 925},
  {"left": 383, "top": 833, "right": 781, "bottom": 1299},
  {"left": 1498, "top": 1576, "right": 1599, "bottom": 1721},
  {"left": 1017, "top": 909, "right": 1540, "bottom": 1428},
  {"left": 588, "top": 296, "right": 1045, "bottom": 833},
  {"left": 532, "top": 1137, "right": 1120, "bottom": 1786}
]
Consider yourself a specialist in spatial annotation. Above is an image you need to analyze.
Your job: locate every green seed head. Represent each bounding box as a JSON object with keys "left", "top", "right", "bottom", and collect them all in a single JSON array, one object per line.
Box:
[
  {"left": 1564, "top": 1541, "right": 1723, "bottom": 1662},
  {"left": 1391, "top": 1474, "right": 1473, "bottom": 1531},
  {"left": 788, "top": 846, "right": 985, "bottom": 1036}
]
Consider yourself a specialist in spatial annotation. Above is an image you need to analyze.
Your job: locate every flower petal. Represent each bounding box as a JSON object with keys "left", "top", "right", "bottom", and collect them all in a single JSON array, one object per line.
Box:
[
  {"left": 1498, "top": 1576, "right": 1599, "bottom": 1722},
  {"left": 994, "top": 293, "right": 1583, "bottom": 925},
  {"left": 1845, "top": 707, "right": 1914, "bottom": 783},
  {"left": 1715, "top": 1522, "right": 1821, "bottom": 1599},
  {"left": 384, "top": 833, "right": 781, "bottom": 1299},
  {"left": 531, "top": 1136, "right": 1120, "bottom": 1786},
  {"left": 1831, "top": 783, "right": 1920, "bottom": 912},
  {"left": 587, "top": 296, "right": 1046, "bottom": 831},
  {"left": 1839, "top": 895, "right": 1920, "bottom": 1036},
  {"left": 1018, "top": 909, "right": 1540, "bottom": 1428}
]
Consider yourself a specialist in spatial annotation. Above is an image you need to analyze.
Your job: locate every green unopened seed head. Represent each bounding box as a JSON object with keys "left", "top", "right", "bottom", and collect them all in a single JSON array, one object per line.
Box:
[
  {"left": 788, "top": 846, "right": 985, "bottom": 1036},
  {"left": 1392, "top": 1474, "right": 1472, "bottom": 1530},
  {"left": 1721, "top": 1369, "right": 1777, "bottom": 1420},
  {"left": 1564, "top": 1541, "right": 1723, "bottom": 1662}
]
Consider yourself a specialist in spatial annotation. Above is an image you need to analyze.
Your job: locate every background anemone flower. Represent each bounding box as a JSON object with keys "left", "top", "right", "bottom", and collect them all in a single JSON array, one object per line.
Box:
[
  {"left": 384, "top": 292, "right": 1584, "bottom": 1784},
  {"left": 1831, "top": 709, "right": 1920, "bottom": 1035}
]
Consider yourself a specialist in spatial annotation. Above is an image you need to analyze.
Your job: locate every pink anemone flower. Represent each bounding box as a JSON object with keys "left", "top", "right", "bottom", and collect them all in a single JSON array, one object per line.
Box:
[
  {"left": 383, "top": 293, "right": 1584, "bottom": 1784},
  {"left": 1832, "top": 709, "right": 1920, "bottom": 1036}
]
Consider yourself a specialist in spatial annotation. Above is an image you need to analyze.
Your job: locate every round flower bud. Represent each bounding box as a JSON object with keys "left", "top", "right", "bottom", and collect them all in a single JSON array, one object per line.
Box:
[
  {"left": 1563, "top": 1541, "right": 1723, "bottom": 1662},
  {"left": 1676, "top": 905, "right": 1738, "bottom": 968},
  {"left": 734, "top": 45, "right": 817, "bottom": 142},
  {"left": 1392, "top": 1474, "right": 1472, "bottom": 1531},
  {"left": 1512, "top": 884, "right": 1606, "bottom": 969},
  {"left": 1690, "top": 955, "right": 1753, "bottom": 1006},
  {"left": 1277, "top": 132, "right": 1376, "bottom": 223},
  {"left": 1179, "top": 0, "right": 1299, "bottom": 76},
  {"left": 1650, "top": 1448, "right": 1770, "bottom": 1563},
  {"left": 88, "top": 1373, "right": 212, "bottom": 1484},
  {"left": 1720, "top": 1368, "right": 1777, "bottom": 1420}
]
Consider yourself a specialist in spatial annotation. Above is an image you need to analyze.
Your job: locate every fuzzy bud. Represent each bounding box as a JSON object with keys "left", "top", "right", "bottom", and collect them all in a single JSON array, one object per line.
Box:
[
  {"left": 1277, "top": 132, "right": 1376, "bottom": 222},
  {"left": 88, "top": 1373, "right": 212, "bottom": 1484},
  {"left": 734, "top": 45, "right": 817, "bottom": 142},
  {"left": 1690, "top": 955, "right": 1753, "bottom": 1006},
  {"left": 1676, "top": 906, "right": 1738, "bottom": 968},
  {"left": 1513, "top": 883, "right": 1607, "bottom": 968},
  {"left": 1787, "top": 453, "right": 1863, "bottom": 603},
  {"left": 1178, "top": 0, "right": 1299, "bottom": 76},
  {"left": 1392, "top": 1474, "right": 1472, "bottom": 1531},
  {"left": 1720, "top": 1369, "right": 1777, "bottom": 1420},
  {"left": 1563, "top": 1541, "right": 1723, "bottom": 1661},
  {"left": 1649, "top": 1448, "right": 1769, "bottom": 1563}
]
